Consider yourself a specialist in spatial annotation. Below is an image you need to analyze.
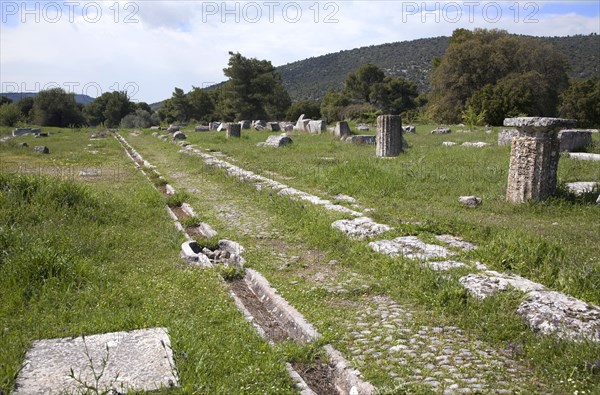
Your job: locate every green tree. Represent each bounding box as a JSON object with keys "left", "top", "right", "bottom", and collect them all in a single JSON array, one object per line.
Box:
[
  {"left": 559, "top": 78, "right": 600, "bottom": 127},
  {"left": 429, "top": 28, "right": 568, "bottom": 123},
  {"left": 121, "top": 109, "right": 154, "bottom": 128},
  {"left": 136, "top": 102, "right": 152, "bottom": 113},
  {"left": 32, "top": 88, "right": 83, "bottom": 127},
  {"left": 157, "top": 99, "right": 175, "bottom": 123},
  {"left": 468, "top": 71, "right": 555, "bottom": 125},
  {"left": 344, "top": 64, "right": 385, "bottom": 103},
  {"left": 84, "top": 91, "right": 135, "bottom": 127},
  {"left": 320, "top": 90, "right": 350, "bottom": 122},
  {"left": 187, "top": 87, "right": 215, "bottom": 122},
  {"left": 0, "top": 96, "right": 12, "bottom": 106},
  {"left": 16, "top": 96, "right": 34, "bottom": 122},
  {"left": 285, "top": 100, "right": 321, "bottom": 121},
  {"left": 220, "top": 52, "right": 291, "bottom": 120},
  {"left": 170, "top": 87, "right": 191, "bottom": 122},
  {"left": 0, "top": 103, "right": 21, "bottom": 126},
  {"left": 103, "top": 92, "right": 135, "bottom": 127},
  {"left": 370, "top": 76, "right": 418, "bottom": 114}
]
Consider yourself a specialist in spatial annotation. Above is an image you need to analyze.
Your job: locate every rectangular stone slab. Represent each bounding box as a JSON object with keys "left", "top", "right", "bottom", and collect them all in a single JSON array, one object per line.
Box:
[{"left": 13, "top": 327, "right": 178, "bottom": 395}]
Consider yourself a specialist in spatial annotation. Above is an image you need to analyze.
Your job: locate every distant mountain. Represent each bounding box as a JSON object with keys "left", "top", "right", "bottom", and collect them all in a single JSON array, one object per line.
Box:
[
  {"left": 278, "top": 36, "right": 449, "bottom": 101},
  {"left": 277, "top": 34, "right": 600, "bottom": 101},
  {"left": 133, "top": 33, "right": 600, "bottom": 109},
  {"left": 0, "top": 92, "right": 95, "bottom": 105}
]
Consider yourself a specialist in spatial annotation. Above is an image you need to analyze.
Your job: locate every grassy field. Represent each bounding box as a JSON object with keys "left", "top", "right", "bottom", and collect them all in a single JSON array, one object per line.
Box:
[
  {"left": 0, "top": 128, "right": 297, "bottom": 394},
  {"left": 1, "top": 125, "right": 599, "bottom": 394}
]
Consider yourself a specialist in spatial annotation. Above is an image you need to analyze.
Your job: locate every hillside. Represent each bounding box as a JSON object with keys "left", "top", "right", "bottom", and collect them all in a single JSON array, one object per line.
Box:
[
  {"left": 278, "top": 36, "right": 448, "bottom": 101},
  {"left": 278, "top": 34, "right": 600, "bottom": 101}
]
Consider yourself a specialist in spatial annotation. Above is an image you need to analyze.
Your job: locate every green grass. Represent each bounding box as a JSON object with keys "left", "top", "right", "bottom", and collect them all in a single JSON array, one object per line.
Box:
[{"left": 0, "top": 131, "right": 297, "bottom": 394}]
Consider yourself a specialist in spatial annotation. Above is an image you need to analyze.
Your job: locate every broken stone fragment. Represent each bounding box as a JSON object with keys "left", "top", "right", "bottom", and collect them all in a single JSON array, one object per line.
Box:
[
  {"left": 435, "top": 234, "right": 477, "bottom": 251},
  {"left": 459, "top": 272, "right": 545, "bottom": 300},
  {"left": 458, "top": 196, "right": 482, "bottom": 207},
  {"left": 196, "top": 222, "right": 217, "bottom": 238},
  {"left": 517, "top": 290, "right": 600, "bottom": 343},
  {"left": 331, "top": 217, "right": 391, "bottom": 240},
  {"left": 34, "top": 145, "right": 49, "bottom": 154},
  {"left": 261, "top": 133, "right": 293, "bottom": 147},
  {"left": 423, "top": 260, "right": 467, "bottom": 271},
  {"left": 173, "top": 131, "right": 186, "bottom": 140},
  {"left": 180, "top": 241, "right": 212, "bottom": 267},
  {"left": 431, "top": 127, "right": 451, "bottom": 134},
  {"left": 462, "top": 142, "right": 490, "bottom": 148},
  {"left": 369, "top": 236, "right": 452, "bottom": 260},
  {"left": 218, "top": 239, "right": 245, "bottom": 255},
  {"left": 334, "top": 121, "right": 351, "bottom": 138}
]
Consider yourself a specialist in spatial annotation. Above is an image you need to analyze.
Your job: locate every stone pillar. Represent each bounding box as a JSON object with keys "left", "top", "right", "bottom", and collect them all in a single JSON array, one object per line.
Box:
[
  {"left": 376, "top": 115, "right": 402, "bottom": 157},
  {"left": 504, "top": 117, "right": 576, "bottom": 203},
  {"left": 226, "top": 123, "right": 241, "bottom": 138}
]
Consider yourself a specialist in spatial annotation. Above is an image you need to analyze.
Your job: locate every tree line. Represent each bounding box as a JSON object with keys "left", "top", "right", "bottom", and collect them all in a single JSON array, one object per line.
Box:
[
  {"left": 0, "top": 89, "right": 158, "bottom": 128},
  {"left": 1, "top": 30, "right": 598, "bottom": 128}
]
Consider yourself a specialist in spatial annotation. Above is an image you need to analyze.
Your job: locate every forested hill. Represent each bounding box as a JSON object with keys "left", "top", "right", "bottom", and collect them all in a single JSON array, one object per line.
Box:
[{"left": 278, "top": 34, "right": 599, "bottom": 101}]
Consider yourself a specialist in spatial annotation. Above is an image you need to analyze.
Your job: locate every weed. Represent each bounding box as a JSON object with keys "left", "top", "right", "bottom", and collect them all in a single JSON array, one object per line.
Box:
[
  {"left": 179, "top": 216, "right": 201, "bottom": 228},
  {"left": 219, "top": 265, "right": 245, "bottom": 281},
  {"left": 165, "top": 192, "right": 189, "bottom": 208},
  {"left": 67, "top": 337, "right": 122, "bottom": 395}
]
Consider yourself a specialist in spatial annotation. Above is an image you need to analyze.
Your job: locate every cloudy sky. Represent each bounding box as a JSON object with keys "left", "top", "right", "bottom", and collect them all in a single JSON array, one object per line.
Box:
[{"left": 1, "top": 1, "right": 598, "bottom": 103}]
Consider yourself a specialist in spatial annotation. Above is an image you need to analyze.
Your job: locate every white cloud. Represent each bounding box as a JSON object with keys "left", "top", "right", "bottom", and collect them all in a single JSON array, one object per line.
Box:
[{"left": 1, "top": 1, "right": 598, "bottom": 103}]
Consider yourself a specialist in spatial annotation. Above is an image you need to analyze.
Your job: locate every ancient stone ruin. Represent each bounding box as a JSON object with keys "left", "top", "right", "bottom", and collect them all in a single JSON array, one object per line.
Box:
[
  {"left": 13, "top": 328, "right": 179, "bottom": 395},
  {"left": 226, "top": 123, "right": 241, "bottom": 138},
  {"left": 497, "top": 129, "right": 524, "bottom": 145},
  {"left": 334, "top": 121, "right": 351, "bottom": 138},
  {"left": 267, "top": 122, "right": 280, "bottom": 132},
  {"left": 167, "top": 124, "right": 179, "bottom": 133},
  {"left": 345, "top": 135, "right": 375, "bottom": 145},
  {"left": 431, "top": 127, "right": 451, "bottom": 134},
  {"left": 459, "top": 196, "right": 482, "bottom": 208},
  {"left": 12, "top": 127, "right": 41, "bottom": 137},
  {"left": 307, "top": 119, "right": 326, "bottom": 134},
  {"left": 504, "top": 117, "right": 576, "bottom": 203},
  {"left": 403, "top": 125, "right": 416, "bottom": 134},
  {"left": 376, "top": 115, "right": 403, "bottom": 157},
  {"left": 502, "top": 129, "right": 593, "bottom": 152},
  {"left": 257, "top": 133, "right": 293, "bottom": 147},
  {"left": 34, "top": 145, "right": 49, "bottom": 154},
  {"left": 558, "top": 129, "right": 592, "bottom": 152}
]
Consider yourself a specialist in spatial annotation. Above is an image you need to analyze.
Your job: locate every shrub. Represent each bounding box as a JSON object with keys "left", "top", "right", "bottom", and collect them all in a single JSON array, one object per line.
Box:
[{"left": 0, "top": 103, "right": 21, "bottom": 126}]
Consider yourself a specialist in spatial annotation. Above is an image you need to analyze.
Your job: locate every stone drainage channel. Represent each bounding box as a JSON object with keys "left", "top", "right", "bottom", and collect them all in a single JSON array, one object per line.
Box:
[
  {"left": 115, "top": 133, "right": 374, "bottom": 395},
  {"left": 154, "top": 132, "right": 600, "bottom": 345}
]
